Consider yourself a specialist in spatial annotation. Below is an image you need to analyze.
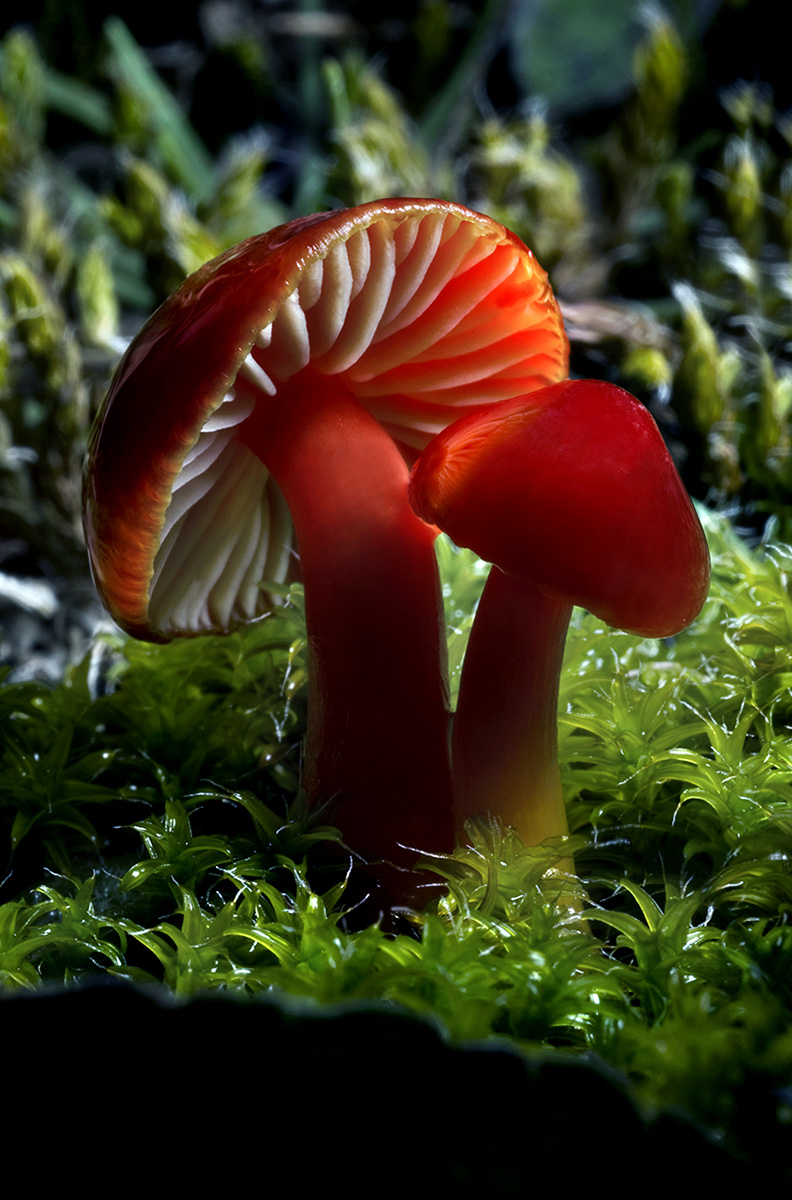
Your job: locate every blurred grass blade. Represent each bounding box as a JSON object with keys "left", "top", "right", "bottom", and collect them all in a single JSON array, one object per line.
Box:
[
  {"left": 419, "top": 0, "right": 507, "bottom": 148},
  {"left": 104, "top": 17, "right": 215, "bottom": 204},
  {"left": 43, "top": 68, "right": 114, "bottom": 136}
]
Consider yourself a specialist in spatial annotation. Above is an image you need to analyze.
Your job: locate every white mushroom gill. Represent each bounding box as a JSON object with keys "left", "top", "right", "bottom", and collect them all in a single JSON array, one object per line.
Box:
[
  {"left": 147, "top": 388, "right": 291, "bottom": 636},
  {"left": 248, "top": 211, "right": 562, "bottom": 448},
  {"left": 145, "top": 207, "right": 564, "bottom": 637}
]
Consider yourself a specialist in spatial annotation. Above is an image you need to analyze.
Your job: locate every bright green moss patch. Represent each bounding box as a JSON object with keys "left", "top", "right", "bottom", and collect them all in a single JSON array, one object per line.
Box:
[{"left": 2, "top": 513, "right": 792, "bottom": 1161}]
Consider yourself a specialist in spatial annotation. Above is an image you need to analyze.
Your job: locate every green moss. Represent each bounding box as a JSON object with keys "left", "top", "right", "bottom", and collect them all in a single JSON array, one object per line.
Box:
[{"left": 1, "top": 518, "right": 791, "bottom": 1154}]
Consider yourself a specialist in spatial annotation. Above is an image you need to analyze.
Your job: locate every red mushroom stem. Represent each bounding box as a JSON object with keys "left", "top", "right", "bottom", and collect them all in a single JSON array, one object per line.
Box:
[
  {"left": 410, "top": 379, "right": 711, "bottom": 854},
  {"left": 241, "top": 369, "right": 454, "bottom": 867},
  {"left": 451, "top": 567, "right": 571, "bottom": 847}
]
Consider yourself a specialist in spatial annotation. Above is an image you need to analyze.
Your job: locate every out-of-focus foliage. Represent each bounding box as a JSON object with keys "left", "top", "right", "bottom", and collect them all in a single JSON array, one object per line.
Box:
[
  {"left": 1, "top": 3, "right": 792, "bottom": 572},
  {"left": 0, "top": 18, "right": 284, "bottom": 574}
]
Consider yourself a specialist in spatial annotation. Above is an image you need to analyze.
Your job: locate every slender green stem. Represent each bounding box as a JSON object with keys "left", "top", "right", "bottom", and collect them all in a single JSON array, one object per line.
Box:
[{"left": 419, "top": 0, "right": 510, "bottom": 148}]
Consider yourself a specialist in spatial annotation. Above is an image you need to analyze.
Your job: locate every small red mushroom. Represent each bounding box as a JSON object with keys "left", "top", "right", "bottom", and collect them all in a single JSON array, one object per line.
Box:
[
  {"left": 82, "top": 199, "right": 568, "bottom": 898},
  {"left": 409, "top": 378, "right": 711, "bottom": 849}
]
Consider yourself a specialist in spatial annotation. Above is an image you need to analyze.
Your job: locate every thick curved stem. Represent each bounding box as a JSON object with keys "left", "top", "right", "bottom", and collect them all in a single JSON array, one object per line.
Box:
[
  {"left": 452, "top": 566, "right": 572, "bottom": 847},
  {"left": 244, "top": 373, "right": 454, "bottom": 870}
]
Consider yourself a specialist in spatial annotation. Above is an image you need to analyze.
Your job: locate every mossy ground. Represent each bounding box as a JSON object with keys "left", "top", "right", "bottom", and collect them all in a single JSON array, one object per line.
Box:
[{"left": 3, "top": 517, "right": 792, "bottom": 1169}]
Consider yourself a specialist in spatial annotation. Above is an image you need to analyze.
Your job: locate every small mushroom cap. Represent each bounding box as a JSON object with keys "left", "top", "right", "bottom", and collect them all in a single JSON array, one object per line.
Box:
[
  {"left": 409, "top": 378, "right": 711, "bottom": 637},
  {"left": 83, "top": 199, "right": 568, "bottom": 641}
]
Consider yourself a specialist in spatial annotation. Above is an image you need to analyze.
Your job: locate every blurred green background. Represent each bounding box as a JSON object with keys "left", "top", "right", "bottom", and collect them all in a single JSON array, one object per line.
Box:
[{"left": 1, "top": 0, "right": 791, "bottom": 586}]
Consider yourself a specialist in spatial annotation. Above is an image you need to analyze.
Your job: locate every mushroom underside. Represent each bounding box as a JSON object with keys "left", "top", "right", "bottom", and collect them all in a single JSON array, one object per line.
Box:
[{"left": 139, "top": 206, "right": 567, "bottom": 641}]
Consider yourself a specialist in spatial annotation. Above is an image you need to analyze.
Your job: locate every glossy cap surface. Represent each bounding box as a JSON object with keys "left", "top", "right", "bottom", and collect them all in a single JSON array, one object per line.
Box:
[{"left": 410, "top": 379, "right": 711, "bottom": 637}]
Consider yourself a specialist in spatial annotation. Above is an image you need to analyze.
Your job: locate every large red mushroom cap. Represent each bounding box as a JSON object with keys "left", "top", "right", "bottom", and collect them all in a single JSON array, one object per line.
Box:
[
  {"left": 83, "top": 198, "right": 568, "bottom": 641},
  {"left": 410, "top": 378, "right": 711, "bottom": 638}
]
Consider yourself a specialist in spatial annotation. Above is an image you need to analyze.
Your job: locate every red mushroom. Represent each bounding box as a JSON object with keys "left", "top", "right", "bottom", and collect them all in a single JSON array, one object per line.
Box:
[
  {"left": 83, "top": 199, "right": 568, "bottom": 894},
  {"left": 409, "top": 378, "right": 711, "bottom": 850}
]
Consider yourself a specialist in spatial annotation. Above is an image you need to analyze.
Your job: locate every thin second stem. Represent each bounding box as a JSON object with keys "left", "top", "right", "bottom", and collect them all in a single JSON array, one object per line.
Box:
[{"left": 452, "top": 566, "right": 572, "bottom": 847}]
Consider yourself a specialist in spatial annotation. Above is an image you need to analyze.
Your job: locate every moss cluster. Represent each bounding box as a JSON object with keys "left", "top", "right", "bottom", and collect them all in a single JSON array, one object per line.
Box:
[{"left": 2, "top": 517, "right": 792, "bottom": 1166}]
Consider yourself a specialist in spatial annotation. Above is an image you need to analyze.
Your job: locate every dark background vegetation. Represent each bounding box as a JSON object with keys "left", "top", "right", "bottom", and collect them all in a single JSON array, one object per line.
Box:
[{"left": 3, "top": 0, "right": 792, "bottom": 606}]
